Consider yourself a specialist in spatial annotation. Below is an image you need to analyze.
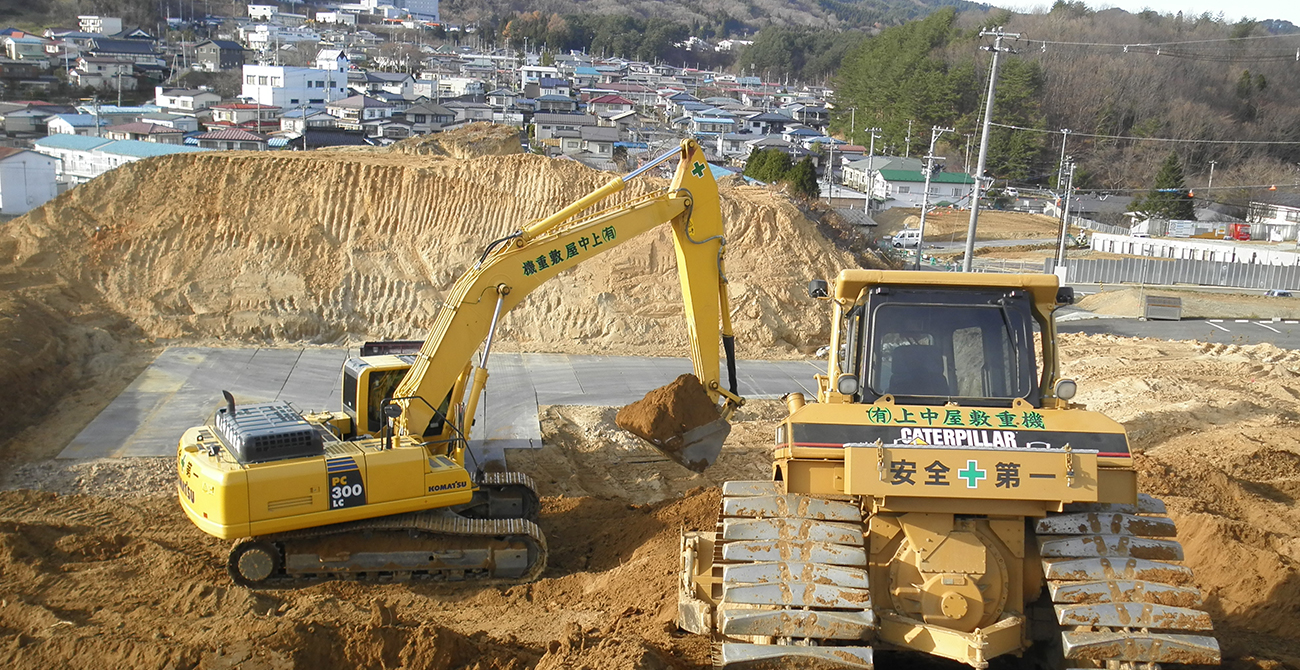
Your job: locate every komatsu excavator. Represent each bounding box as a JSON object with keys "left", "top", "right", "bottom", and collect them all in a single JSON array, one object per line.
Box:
[
  {"left": 678, "top": 270, "right": 1220, "bottom": 670},
  {"left": 176, "top": 139, "right": 742, "bottom": 587}
]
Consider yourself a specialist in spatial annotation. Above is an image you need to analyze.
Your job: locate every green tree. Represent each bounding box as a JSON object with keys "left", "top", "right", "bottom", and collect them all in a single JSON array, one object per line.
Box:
[
  {"left": 787, "top": 159, "right": 820, "bottom": 199},
  {"left": 1133, "top": 152, "right": 1196, "bottom": 220},
  {"left": 743, "top": 149, "right": 792, "bottom": 183}
]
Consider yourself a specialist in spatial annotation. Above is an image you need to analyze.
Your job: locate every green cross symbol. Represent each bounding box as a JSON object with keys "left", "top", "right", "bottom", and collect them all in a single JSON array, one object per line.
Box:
[
  {"left": 957, "top": 460, "right": 986, "bottom": 488},
  {"left": 691, "top": 161, "right": 706, "bottom": 178}
]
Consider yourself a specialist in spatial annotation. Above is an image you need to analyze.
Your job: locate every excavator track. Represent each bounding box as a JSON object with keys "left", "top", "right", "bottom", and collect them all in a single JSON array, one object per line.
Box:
[
  {"left": 1037, "top": 493, "right": 1220, "bottom": 668},
  {"left": 693, "top": 480, "right": 876, "bottom": 669},
  {"left": 227, "top": 509, "right": 547, "bottom": 589}
]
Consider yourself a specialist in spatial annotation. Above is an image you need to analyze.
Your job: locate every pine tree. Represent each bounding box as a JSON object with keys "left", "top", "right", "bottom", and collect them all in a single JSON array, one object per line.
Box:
[
  {"left": 1133, "top": 152, "right": 1195, "bottom": 220},
  {"left": 787, "top": 158, "right": 821, "bottom": 199},
  {"left": 743, "top": 149, "right": 792, "bottom": 183}
]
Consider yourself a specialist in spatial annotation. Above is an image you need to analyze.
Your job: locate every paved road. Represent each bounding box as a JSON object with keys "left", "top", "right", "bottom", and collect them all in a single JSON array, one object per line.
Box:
[
  {"left": 1058, "top": 316, "right": 1300, "bottom": 348},
  {"left": 60, "top": 348, "right": 822, "bottom": 463}
]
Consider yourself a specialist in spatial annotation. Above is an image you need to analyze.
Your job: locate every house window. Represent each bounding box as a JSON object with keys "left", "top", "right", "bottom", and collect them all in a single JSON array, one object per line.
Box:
[
  {"left": 290, "top": 98, "right": 298, "bottom": 104},
  {"left": 271, "top": 77, "right": 281, "bottom": 86},
  {"left": 245, "top": 75, "right": 256, "bottom": 84},
  {"left": 897, "top": 186, "right": 910, "bottom": 194},
  {"left": 258, "top": 76, "right": 268, "bottom": 85}
]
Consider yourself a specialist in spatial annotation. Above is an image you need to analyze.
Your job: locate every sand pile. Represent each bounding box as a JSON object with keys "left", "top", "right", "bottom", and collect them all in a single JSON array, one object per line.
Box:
[
  {"left": 1079, "top": 287, "right": 1300, "bottom": 320},
  {"left": 0, "top": 127, "right": 882, "bottom": 453}
]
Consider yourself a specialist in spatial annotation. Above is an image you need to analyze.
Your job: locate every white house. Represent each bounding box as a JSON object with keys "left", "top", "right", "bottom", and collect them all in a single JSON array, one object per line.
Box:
[
  {"left": 315, "top": 49, "right": 349, "bottom": 71},
  {"left": 873, "top": 169, "right": 975, "bottom": 210},
  {"left": 77, "top": 16, "right": 123, "bottom": 35},
  {"left": 0, "top": 148, "right": 58, "bottom": 215},
  {"left": 33, "top": 135, "right": 207, "bottom": 185},
  {"left": 154, "top": 87, "right": 223, "bottom": 114},
  {"left": 520, "top": 65, "right": 560, "bottom": 87},
  {"left": 242, "top": 64, "right": 347, "bottom": 107},
  {"left": 46, "top": 114, "right": 106, "bottom": 136},
  {"left": 1248, "top": 197, "right": 1300, "bottom": 241},
  {"left": 315, "top": 11, "right": 357, "bottom": 26},
  {"left": 247, "top": 4, "right": 278, "bottom": 20}
]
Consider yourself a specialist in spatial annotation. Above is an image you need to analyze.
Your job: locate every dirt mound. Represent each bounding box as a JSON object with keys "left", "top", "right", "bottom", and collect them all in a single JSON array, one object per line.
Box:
[
  {"left": 1078, "top": 287, "right": 1300, "bottom": 320},
  {"left": 389, "top": 122, "right": 523, "bottom": 159},
  {"left": 0, "top": 130, "right": 883, "bottom": 457}
]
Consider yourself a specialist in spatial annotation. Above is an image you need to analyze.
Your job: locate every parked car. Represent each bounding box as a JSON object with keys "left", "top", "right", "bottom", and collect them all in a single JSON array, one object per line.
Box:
[
  {"left": 892, "top": 229, "right": 922, "bottom": 248},
  {"left": 1265, "top": 289, "right": 1293, "bottom": 297}
]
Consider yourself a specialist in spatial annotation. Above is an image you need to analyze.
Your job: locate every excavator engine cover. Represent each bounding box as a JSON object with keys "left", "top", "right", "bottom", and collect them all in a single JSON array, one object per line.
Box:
[
  {"left": 617, "top": 374, "right": 730, "bottom": 472},
  {"left": 213, "top": 401, "right": 324, "bottom": 464}
]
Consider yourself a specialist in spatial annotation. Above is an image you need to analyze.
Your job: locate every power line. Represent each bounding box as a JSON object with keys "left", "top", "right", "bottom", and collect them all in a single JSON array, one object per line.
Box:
[
  {"left": 1020, "top": 32, "right": 1300, "bottom": 49},
  {"left": 988, "top": 122, "right": 1300, "bottom": 145}
]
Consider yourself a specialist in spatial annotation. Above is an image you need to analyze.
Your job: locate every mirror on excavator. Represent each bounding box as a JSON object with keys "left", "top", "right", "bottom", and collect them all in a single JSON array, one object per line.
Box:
[{"left": 616, "top": 373, "right": 733, "bottom": 472}]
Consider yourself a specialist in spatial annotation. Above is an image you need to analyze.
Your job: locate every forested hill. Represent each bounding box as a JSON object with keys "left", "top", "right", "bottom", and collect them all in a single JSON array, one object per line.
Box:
[
  {"left": 833, "top": 5, "right": 1300, "bottom": 197},
  {"left": 441, "top": 0, "right": 988, "bottom": 33}
]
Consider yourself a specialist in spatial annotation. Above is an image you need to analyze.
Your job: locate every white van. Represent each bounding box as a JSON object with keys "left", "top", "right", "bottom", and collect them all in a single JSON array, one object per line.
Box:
[{"left": 892, "top": 229, "right": 922, "bottom": 248}]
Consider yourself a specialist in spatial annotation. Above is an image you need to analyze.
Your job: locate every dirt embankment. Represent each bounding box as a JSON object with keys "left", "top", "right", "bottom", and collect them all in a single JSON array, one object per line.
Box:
[
  {"left": 0, "top": 125, "right": 883, "bottom": 459},
  {"left": 872, "top": 207, "right": 1065, "bottom": 241}
]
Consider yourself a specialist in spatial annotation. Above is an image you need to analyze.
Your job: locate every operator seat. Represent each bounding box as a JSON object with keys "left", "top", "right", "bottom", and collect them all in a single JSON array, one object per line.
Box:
[{"left": 887, "top": 344, "right": 951, "bottom": 396}]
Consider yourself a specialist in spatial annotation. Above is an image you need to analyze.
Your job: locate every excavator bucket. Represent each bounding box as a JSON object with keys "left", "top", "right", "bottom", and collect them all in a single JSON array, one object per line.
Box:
[{"left": 617, "top": 374, "right": 730, "bottom": 472}]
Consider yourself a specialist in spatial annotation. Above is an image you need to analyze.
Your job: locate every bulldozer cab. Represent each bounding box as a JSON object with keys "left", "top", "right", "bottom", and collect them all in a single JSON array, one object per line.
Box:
[
  {"left": 842, "top": 285, "right": 1040, "bottom": 407},
  {"left": 820, "top": 270, "right": 1072, "bottom": 410}
]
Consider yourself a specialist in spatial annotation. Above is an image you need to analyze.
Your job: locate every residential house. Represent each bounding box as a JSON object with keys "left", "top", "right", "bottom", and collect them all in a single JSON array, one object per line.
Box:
[
  {"left": 873, "top": 169, "right": 975, "bottom": 210},
  {"left": 208, "top": 103, "right": 282, "bottom": 133},
  {"left": 315, "top": 48, "right": 349, "bottom": 71},
  {"left": 842, "top": 156, "right": 923, "bottom": 192},
  {"left": 781, "top": 126, "right": 821, "bottom": 145},
  {"left": 1248, "top": 195, "right": 1300, "bottom": 241},
  {"left": 32, "top": 134, "right": 205, "bottom": 184},
  {"left": 714, "top": 133, "right": 753, "bottom": 161},
  {"left": 351, "top": 70, "right": 415, "bottom": 97},
  {"left": 242, "top": 64, "right": 347, "bottom": 107},
  {"left": 0, "top": 58, "right": 44, "bottom": 86},
  {"left": 579, "top": 125, "right": 618, "bottom": 157},
  {"left": 571, "top": 66, "right": 600, "bottom": 88},
  {"left": 5, "top": 35, "right": 49, "bottom": 63},
  {"left": 441, "top": 100, "right": 492, "bottom": 123},
  {"left": 194, "top": 128, "right": 269, "bottom": 150},
  {"left": 272, "top": 128, "right": 371, "bottom": 150},
  {"left": 538, "top": 77, "right": 571, "bottom": 98},
  {"left": 361, "top": 117, "right": 414, "bottom": 141},
  {"left": 84, "top": 38, "right": 162, "bottom": 68},
  {"left": 69, "top": 56, "right": 136, "bottom": 91},
  {"left": 485, "top": 89, "right": 516, "bottom": 109},
  {"left": 0, "top": 148, "right": 58, "bottom": 215},
  {"left": 278, "top": 108, "right": 336, "bottom": 133},
  {"left": 3, "top": 107, "right": 60, "bottom": 135},
  {"left": 742, "top": 111, "right": 792, "bottom": 135},
  {"left": 532, "top": 113, "right": 596, "bottom": 141},
  {"left": 435, "top": 77, "right": 485, "bottom": 98},
  {"left": 194, "top": 40, "right": 245, "bottom": 72},
  {"left": 47, "top": 114, "right": 106, "bottom": 135},
  {"left": 326, "top": 95, "right": 394, "bottom": 130},
  {"left": 536, "top": 94, "right": 577, "bottom": 114},
  {"left": 103, "top": 121, "right": 185, "bottom": 144},
  {"left": 783, "top": 103, "right": 828, "bottom": 128},
  {"left": 587, "top": 94, "right": 634, "bottom": 117},
  {"left": 520, "top": 65, "right": 560, "bottom": 86},
  {"left": 78, "top": 16, "right": 123, "bottom": 34},
  {"left": 690, "top": 116, "right": 735, "bottom": 136},
  {"left": 154, "top": 87, "right": 222, "bottom": 115},
  {"left": 402, "top": 102, "right": 454, "bottom": 134},
  {"left": 140, "top": 113, "right": 198, "bottom": 132}
]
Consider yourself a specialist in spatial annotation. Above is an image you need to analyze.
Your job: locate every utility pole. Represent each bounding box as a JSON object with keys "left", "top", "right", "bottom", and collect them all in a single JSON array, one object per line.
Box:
[
  {"left": 1056, "top": 128, "right": 1071, "bottom": 190},
  {"left": 961, "top": 27, "right": 1020, "bottom": 272},
  {"left": 1208, "top": 160, "right": 1217, "bottom": 189},
  {"left": 864, "top": 127, "right": 882, "bottom": 213},
  {"left": 916, "top": 126, "right": 954, "bottom": 270},
  {"left": 849, "top": 106, "right": 856, "bottom": 144},
  {"left": 1054, "top": 159, "right": 1077, "bottom": 267},
  {"left": 963, "top": 133, "right": 973, "bottom": 172},
  {"left": 904, "top": 119, "right": 913, "bottom": 158}
]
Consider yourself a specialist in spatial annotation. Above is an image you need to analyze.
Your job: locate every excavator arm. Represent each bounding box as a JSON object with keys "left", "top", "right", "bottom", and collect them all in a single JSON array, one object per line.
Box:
[{"left": 391, "top": 140, "right": 740, "bottom": 458}]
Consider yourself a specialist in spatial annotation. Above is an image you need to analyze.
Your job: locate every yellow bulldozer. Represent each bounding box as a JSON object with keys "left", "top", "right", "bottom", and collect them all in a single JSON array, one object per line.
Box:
[{"left": 677, "top": 270, "right": 1219, "bottom": 670}]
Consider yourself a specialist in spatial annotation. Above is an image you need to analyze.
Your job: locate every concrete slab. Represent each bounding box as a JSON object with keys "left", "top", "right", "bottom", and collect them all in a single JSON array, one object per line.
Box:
[{"left": 59, "top": 347, "right": 824, "bottom": 460}]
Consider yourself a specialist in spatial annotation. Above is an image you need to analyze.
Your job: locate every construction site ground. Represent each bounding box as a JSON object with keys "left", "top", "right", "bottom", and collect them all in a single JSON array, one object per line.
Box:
[{"left": 1, "top": 126, "right": 1299, "bottom": 669}]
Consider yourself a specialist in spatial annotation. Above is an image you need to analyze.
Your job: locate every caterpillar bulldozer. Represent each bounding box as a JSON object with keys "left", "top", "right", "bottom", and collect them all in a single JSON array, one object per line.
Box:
[
  {"left": 175, "top": 139, "right": 743, "bottom": 587},
  {"left": 678, "top": 270, "right": 1220, "bottom": 670}
]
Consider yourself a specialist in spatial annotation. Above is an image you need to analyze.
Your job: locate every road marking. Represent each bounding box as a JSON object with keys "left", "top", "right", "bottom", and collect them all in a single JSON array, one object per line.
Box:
[
  {"left": 1256, "top": 321, "right": 1282, "bottom": 333},
  {"left": 1209, "top": 319, "right": 1224, "bottom": 323},
  {"left": 1235, "top": 319, "right": 1250, "bottom": 323},
  {"left": 1287, "top": 320, "right": 1298, "bottom": 324},
  {"left": 1206, "top": 322, "right": 1230, "bottom": 332}
]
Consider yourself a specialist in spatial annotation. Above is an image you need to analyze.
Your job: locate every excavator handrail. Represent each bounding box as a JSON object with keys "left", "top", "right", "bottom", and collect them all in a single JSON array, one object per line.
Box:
[{"left": 390, "top": 139, "right": 740, "bottom": 441}]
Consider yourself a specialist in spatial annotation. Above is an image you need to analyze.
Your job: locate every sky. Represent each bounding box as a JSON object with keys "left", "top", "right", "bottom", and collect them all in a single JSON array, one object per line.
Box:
[{"left": 991, "top": 1, "right": 1300, "bottom": 25}]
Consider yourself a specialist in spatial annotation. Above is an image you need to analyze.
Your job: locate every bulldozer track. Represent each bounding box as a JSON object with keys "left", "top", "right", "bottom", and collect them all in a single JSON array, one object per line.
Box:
[
  {"left": 1039, "top": 494, "right": 1220, "bottom": 667},
  {"left": 228, "top": 510, "right": 547, "bottom": 589},
  {"left": 705, "top": 481, "right": 875, "bottom": 669}
]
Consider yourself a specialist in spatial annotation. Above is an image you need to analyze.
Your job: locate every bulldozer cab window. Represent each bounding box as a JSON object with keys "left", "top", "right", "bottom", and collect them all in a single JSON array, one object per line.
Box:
[{"left": 861, "top": 289, "right": 1037, "bottom": 406}]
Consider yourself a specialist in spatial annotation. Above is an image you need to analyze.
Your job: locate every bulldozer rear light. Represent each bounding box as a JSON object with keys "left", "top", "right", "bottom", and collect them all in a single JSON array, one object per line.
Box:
[
  {"left": 1055, "top": 378, "right": 1078, "bottom": 400},
  {"left": 808, "top": 279, "right": 829, "bottom": 299},
  {"left": 836, "top": 374, "right": 859, "bottom": 396}
]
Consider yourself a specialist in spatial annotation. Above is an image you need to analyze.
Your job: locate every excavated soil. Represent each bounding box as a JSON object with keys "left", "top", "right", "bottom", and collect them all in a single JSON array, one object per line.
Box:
[
  {"left": 871, "top": 207, "right": 1064, "bottom": 241},
  {"left": 3, "top": 126, "right": 1300, "bottom": 669}
]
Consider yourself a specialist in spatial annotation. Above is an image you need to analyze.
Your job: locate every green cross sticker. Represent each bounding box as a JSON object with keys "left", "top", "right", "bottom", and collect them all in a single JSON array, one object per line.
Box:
[
  {"left": 957, "top": 460, "right": 986, "bottom": 489},
  {"left": 691, "top": 161, "right": 706, "bottom": 178}
]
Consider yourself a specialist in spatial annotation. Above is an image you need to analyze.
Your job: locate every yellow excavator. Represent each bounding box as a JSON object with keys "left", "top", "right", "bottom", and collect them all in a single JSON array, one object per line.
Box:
[
  {"left": 678, "top": 270, "right": 1220, "bottom": 670},
  {"left": 176, "top": 139, "right": 743, "bottom": 587}
]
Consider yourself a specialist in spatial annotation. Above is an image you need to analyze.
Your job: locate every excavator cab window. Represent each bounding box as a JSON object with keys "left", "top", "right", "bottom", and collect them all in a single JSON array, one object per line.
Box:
[
  {"left": 858, "top": 287, "right": 1037, "bottom": 407},
  {"left": 367, "top": 368, "right": 407, "bottom": 434}
]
